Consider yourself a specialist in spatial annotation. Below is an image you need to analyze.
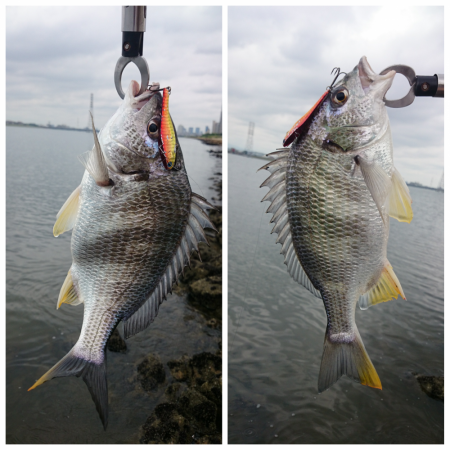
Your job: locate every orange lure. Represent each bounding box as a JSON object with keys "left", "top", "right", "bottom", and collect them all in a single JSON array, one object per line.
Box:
[
  {"left": 158, "top": 87, "right": 177, "bottom": 169},
  {"left": 283, "top": 90, "right": 329, "bottom": 147}
]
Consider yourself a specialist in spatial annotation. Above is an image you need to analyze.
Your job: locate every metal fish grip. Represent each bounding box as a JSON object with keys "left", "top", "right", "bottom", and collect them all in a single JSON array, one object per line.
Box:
[
  {"left": 380, "top": 64, "right": 444, "bottom": 108},
  {"left": 114, "top": 6, "right": 150, "bottom": 99}
]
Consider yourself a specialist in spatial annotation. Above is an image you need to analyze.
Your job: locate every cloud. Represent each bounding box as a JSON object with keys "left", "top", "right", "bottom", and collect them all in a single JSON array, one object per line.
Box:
[
  {"left": 229, "top": 6, "right": 444, "bottom": 186},
  {"left": 6, "top": 6, "right": 222, "bottom": 133}
]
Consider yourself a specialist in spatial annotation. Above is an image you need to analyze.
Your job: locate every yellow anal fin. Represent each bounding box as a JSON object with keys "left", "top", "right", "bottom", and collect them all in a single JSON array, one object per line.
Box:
[
  {"left": 57, "top": 269, "right": 82, "bottom": 309},
  {"left": 359, "top": 262, "right": 406, "bottom": 310},
  {"left": 388, "top": 167, "right": 413, "bottom": 223},
  {"left": 53, "top": 185, "right": 81, "bottom": 237}
]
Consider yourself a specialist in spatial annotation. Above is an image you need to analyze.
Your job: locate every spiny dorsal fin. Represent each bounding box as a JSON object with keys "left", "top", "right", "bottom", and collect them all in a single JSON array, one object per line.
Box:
[
  {"left": 388, "top": 167, "right": 413, "bottom": 223},
  {"left": 122, "top": 194, "right": 217, "bottom": 339},
  {"left": 359, "top": 261, "right": 406, "bottom": 310},
  {"left": 57, "top": 268, "right": 82, "bottom": 309},
  {"left": 260, "top": 153, "right": 321, "bottom": 299},
  {"left": 78, "top": 112, "right": 110, "bottom": 187},
  {"left": 53, "top": 185, "right": 81, "bottom": 237}
]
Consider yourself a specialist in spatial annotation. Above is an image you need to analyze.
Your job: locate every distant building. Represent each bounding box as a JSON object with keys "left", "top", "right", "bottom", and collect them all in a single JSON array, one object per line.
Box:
[
  {"left": 195, "top": 127, "right": 200, "bottom": 135},
  {"left": 188, "top": 127, "right": 194, "bottom": 135},
  {"left": 177, "top": 125, "right": 187, "bottom": 136},
  {"left": 205, "top": 126, "right": 210, "bottom": 134},
  {"left": 212, "top": 108, "right": 222, "bottom": 134}
]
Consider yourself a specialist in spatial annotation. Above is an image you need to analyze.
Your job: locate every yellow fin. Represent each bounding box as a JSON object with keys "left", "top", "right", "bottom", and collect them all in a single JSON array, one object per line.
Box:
[
  {"left": 359, "top": 262, "right": 406, "bottom": 310},
  {"left": 388, "top": 168, "right": 413, "bottom": 223},
  {"left": 53, "top": 185, "right": 81, "bottom": 237},
  {"left": 57, "top": 269, "right": 82, "bottom": 309},
  {"left": 356, "top": 344, "right": 382, "bottom": 390},
  {"left": 319, "top": 327, "right": 382, "bottom": 392}
]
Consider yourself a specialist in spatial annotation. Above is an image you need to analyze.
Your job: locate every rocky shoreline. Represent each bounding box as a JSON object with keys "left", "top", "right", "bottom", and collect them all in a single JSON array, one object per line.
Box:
[{"left": 107, "top": 166, "right": 222, "bottom": 444}]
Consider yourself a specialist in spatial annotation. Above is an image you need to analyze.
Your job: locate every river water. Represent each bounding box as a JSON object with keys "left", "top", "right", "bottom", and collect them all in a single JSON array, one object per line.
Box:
[
  {"left": 6, "top": 126, "right": 221, "bottom": 444},
  {"left": 228, "top": 153, "right": 443, "bottom": 444}
]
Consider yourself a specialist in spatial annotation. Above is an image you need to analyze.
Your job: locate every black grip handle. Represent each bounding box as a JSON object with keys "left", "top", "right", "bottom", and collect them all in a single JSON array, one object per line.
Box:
[
  {"left": 121, "top": 31, "right": 144, "bottom": 57},
  {"left": 414, "top": 75, "right": 438, "bottom": 97}
]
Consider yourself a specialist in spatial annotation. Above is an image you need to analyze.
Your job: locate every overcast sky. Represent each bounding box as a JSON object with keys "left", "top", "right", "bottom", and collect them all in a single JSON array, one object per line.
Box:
[
  {"left": 229, "top": 6, "right": 444, "bottom": 186},
  {"left": 6, "top": 6, "right": 221, "bottom": 133}
]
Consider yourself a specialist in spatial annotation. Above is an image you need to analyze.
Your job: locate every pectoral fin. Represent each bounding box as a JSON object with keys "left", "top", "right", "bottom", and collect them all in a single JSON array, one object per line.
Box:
[
  {"left": 359, "top": 261, "right": 406, "bottom": 310},
  {"left": 57, "top": 268, "right": 82, "bottom": 309},
  {"left": 355, "top": 155, "right": 391, "bottom": 223},
  {"left": 53, "top": 185, "right": 81, "bottom": 237},
  {"left": 388, "top": 167, "right": 413, "bottom": 223}
]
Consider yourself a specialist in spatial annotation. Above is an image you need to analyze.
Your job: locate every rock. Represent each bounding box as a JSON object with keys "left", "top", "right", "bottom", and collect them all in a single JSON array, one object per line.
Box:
[
  {"left": 188, "top": 352, "right": 222, "bottom": 386},
  {"left": 137, "top": 354, "right": 166, "bottom": 392},
  {"left": 106, "top": 328, "right": 127, "bottom": 353},
  {"left": 140, "top": 402, "right": 191, "bottom": 444},
  {"left": 165, "top": 383, "right": 185, "bottom": 402},
  {"left": 140, "top": 349, "right": 222, "bottom": 444},
  {"left": 167, "top": 355, "right": 190, "bottom": 382},
  {"left": 177, "top": 388, "right": 218, "bottom": 434},
  {"left": 199, "top": 378, "right": 222, "bottom": 432},
  {"left": 416, "top": 375, "right": 444, "bottom": 401},
  {"left": 189, "top": 276, "right": 222, "bottom": 317}
]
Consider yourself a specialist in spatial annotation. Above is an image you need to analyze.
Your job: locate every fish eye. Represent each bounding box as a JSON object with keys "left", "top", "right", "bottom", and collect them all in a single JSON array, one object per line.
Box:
[
  {"left": 331, "top": 87, "right": 349, "bottom": 106},
  {"left": 147, "top": 118, "right": 160, "bottom": 136}
]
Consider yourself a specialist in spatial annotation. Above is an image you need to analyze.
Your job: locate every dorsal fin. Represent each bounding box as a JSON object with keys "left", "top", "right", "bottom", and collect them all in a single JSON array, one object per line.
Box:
[
  {"left": 78, "top": 113, "right": 110, "bottom": 187},
  {"left": 122, "top": 194, "right": 217, "bottom": 339},
  {"left": 283, "top": 90, "right": 329, "bottom": 147},
  {"left": 259, "top": 152, "right": 322, "bottom": 299}
]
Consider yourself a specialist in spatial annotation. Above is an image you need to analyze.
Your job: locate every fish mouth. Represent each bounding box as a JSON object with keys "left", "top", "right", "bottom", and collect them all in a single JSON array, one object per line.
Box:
[
  {"left": 358, "top": 56, "right": 395, "bottom": 96},
  {"left": 127, "top": 80, "right": 158, "bottom": 110}
]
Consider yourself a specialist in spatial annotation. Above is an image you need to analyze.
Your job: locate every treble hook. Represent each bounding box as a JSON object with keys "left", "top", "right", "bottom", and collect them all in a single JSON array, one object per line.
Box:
[
  {"left": 327, "top": 67, "right": 347, "bottom": 90},
  {"left": 147, "top": 85, "right": 171, "bottom": 94}
]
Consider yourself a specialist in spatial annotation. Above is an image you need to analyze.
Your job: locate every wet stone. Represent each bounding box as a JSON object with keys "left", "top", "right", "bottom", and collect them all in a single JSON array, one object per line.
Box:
[
  {"left": 189, "top": 352, "right": 222, "bottom": 386},
  {"left": 177, "top": 388, "right": 218, "bottom": 434},
  {"left": 165, "top": 383, "right": 185, "bottom": 402},
  {"left": 416, "top": 375, "right": 444, "bottom": 401},
  {"left": 167, "top": 355, "right": 190, "bottom": 382},
  {"left": 137, "top": 354, "right": 166, "bottom": 392},
  {"left": 189, "top": 276, "right": 222, "bottom": 318},
  {"left": 140, "top": 403, "right": 191, "bottom": 444},
  {"left": 106, "top": 328, "right": 127, "bottom": 353}
]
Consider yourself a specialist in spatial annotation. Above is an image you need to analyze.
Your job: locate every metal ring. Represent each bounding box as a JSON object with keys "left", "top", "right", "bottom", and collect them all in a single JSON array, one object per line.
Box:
[
  {"left": 379, "top": 64, "right": 416, "bottom": 108},
  {"left": 114, "top": 56, "right": 150, "bottom": 99}
]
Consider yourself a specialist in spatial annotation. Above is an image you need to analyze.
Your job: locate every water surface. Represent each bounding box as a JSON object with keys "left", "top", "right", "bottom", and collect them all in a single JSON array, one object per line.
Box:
[
  {"left": 6, "top": 126, "right": 221, "bottom": 444},
  {"left": 228, "top": 153, "right": 443, "bottom": 444}
]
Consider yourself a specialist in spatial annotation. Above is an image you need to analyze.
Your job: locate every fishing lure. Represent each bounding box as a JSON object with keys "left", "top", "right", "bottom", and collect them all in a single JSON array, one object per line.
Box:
[
  {"left": 283, "top": 68, "right": 346, "bottom": 147},
  {"left": 158, "top": 87, "right": 177, "bottom": 170}
]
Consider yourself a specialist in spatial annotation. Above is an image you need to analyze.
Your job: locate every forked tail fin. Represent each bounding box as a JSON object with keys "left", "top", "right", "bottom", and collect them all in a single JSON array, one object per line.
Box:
[
  {"left": 28, "top": 348, "right": 108, "bottom": 429},
  {"left": 318, "top": 327, "right": 382, "bottom": 393}
]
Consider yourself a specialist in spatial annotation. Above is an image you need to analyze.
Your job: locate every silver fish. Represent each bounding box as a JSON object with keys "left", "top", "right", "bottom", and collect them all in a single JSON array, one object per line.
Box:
[
  {"left": 260, "top": 57, "right": 413, "bottom": 392},
  {"left": 29, "top": 81, "right": 216, "bottom": 428}
]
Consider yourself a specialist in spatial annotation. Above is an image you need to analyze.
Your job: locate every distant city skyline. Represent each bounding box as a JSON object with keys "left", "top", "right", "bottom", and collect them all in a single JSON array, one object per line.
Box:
[{"left": 177, "top": 108, "right": 222, "bottom": 137}]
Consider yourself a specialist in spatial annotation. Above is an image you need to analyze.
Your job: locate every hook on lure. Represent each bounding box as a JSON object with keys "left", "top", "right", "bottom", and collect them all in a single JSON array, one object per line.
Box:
[
  {"left": 327, "top": 67, "right": 347, "bottom": 90},
  {"left": 147, "top": 85, "right": 171, "bottom": 95}
]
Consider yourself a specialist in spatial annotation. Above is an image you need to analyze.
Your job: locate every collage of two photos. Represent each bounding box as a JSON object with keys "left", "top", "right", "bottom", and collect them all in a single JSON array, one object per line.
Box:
[{"left": 5, "top": 5, "right": 444, "bottom": 445}]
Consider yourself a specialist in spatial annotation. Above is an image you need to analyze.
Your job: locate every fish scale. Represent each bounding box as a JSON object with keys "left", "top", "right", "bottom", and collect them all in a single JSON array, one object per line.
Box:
[{"left": 260, "top": 56, "right": 413, "bottom": 393}]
